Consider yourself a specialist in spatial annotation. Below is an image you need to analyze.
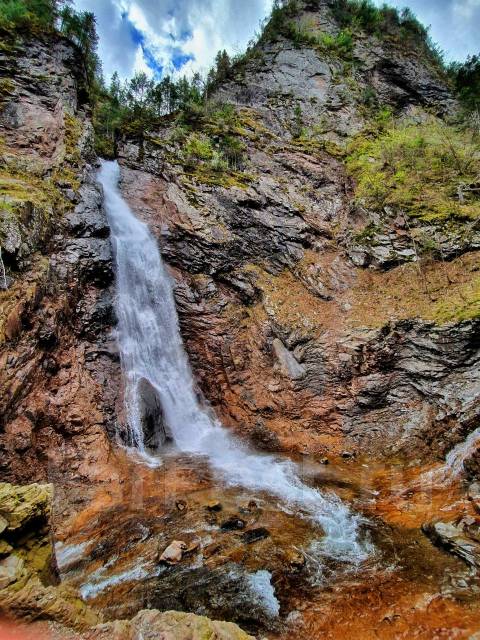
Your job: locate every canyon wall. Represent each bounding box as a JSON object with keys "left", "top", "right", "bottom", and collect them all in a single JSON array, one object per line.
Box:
[
  {"left": 0, "top": 33, "right": 120, "bottom": 484},
  {"left": 1, "top": 0, "right": 479, "bottom": 487}
]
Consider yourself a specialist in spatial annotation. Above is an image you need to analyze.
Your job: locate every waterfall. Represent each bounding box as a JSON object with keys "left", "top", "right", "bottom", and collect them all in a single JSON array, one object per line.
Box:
[
  {"left": 99, "top": 160, "right": 370, "bottom": 564},
  {"left": 420, "top": 426, "right": 480, "bottom": 486}
]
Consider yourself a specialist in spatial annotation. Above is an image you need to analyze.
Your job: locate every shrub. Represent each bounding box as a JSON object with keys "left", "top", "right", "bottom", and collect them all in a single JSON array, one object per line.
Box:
[
  {"left": 210, "top": 151, "right": 229, "bottom": 173},
  {"left": 347, "top": 117, "right": 480, "bottom": 223},
  {"left": 319, "top": 29, "right": 354, "bottom": 56},
  {"left": 329, "top": 0, "right": 443, "bottom": 67},
  {"left": 184, "top": 133, "right": 214, "bottom": 161}
]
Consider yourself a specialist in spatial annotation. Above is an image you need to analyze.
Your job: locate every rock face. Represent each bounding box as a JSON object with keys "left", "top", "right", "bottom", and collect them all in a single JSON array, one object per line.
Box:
[
  {"left": 0, "top": 34, "right": 121, "bottom": 484},
  {"left": 0, "top": 482, "right": 98, "bottom": 628},
  {"left": 116, "top": 0, "right": 480, "bottom": 465}
]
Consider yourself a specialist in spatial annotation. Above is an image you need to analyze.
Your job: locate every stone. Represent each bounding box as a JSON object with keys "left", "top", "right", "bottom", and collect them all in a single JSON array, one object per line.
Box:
[
  {"left": 159, "top": 541, "right": 188, "bottom": 565},
  {"left": 272, "top": 338, "right": 306, "bottom": 381},
  {"left": 285, "top": 549, "right": 306, "bottom": 570},
  {"left": 0, "top": 515, "right": 8, "bottom": 535},
  {"left": 0, "top": 555, "right": 24, "bottom": 589},
  {"left": 137, "top": 378, "right": 171, "bottom": 451},
  {"left": 240, "top": 528, "right": 270, "bottom": 544},
  {"left": 0, "top": 483, "right": 52, "bottom": 532},
  {"left": 0, "top": 541, "right": 13, "bottom": 556},
  {"left": 221, "top": 517, "right": 246, "bottom": 532},
  {"left": 423, "top": 521, "right": 480, "bottom": 568},
  {"left": 205, "top": 501, "right": 223, "bottom": 512},
  {"left": 468, "top": 483, "right": 480, "bottom": 514}
]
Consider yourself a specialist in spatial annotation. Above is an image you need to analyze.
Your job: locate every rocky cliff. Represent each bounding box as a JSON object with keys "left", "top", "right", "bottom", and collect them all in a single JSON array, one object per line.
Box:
[
  {"left": 116, "top": 0, "right": 480, "bottom": 468},
  {"left": 0, "top": 32, "right": 120, "bottom": 484},
  {"left": 1, "top": 1, "right": 480, "bottom": 637}
]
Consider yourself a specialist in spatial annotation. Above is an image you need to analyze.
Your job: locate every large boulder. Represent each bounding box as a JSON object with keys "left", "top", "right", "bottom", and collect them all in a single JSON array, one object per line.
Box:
[{"left": 86, "top": 609, "right": 254, "bottom": 640}]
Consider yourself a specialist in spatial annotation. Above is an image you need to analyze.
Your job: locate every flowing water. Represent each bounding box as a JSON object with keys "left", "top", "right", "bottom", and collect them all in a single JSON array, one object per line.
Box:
[{"left": 98, "top": 159, "right": 369, "bottom": 563}]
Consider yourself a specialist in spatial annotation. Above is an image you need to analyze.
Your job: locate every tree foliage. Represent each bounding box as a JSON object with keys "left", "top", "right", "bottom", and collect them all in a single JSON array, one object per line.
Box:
[{"left": 450, "top": 54, "right": 480, "bottom": 113}]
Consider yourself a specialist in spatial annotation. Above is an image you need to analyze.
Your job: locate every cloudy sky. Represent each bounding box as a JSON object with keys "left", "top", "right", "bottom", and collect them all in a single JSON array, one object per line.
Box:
[{"left": 72, "top": 0, "right": 480, "bottom": 81}]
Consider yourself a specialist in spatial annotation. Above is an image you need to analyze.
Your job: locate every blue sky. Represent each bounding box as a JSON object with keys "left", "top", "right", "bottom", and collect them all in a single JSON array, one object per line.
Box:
[{"left": 72, "top": 0, "right": 480, "bottom": 81}]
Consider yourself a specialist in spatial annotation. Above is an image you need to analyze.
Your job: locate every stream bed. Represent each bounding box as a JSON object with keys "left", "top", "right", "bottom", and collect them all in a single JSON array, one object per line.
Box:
[{"left": 53, "top": 450, "right": 480, "bottom": 639}]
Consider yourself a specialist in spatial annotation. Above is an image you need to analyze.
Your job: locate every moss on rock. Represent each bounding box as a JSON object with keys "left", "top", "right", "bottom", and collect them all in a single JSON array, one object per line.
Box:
[{"left": 347, "top": 116, "right": 480, "bottom": 224}]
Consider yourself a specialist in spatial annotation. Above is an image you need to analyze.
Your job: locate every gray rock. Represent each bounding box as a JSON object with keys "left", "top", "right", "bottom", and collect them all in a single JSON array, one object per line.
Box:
[
  {"left": 273, "top": 338, "right": 306, "bottom": 380},
  {"left": 423, "top": 521, "right": 480, "bottom": 568}
]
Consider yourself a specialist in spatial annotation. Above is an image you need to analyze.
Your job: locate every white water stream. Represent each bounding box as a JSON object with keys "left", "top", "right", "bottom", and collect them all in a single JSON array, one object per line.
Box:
[{"left": 99, "top": 159, "right": 370, "bottom": 564}]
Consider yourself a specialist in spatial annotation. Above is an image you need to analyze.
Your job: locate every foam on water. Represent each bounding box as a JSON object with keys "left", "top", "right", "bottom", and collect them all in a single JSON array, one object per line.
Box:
[{"left": 99, "top": 159, "right": 370, "bottom": 564}]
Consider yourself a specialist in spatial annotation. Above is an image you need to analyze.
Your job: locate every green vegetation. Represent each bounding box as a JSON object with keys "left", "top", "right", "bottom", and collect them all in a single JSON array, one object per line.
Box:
[
  {"left": 330, "top": 0, "right": 443, "bottom": 64},
  {"left": 255, "top": 0, "right": 443, "bottom": 68},
  {"left": 164, "top": 104, "right": 252, "bottom": 188},
  {"left": 347, "top": 116, "right": 480, "bottom": 223},
  {"left": 450, "top": 54, "right": 480, "bottom": 114},
  {"left": 0, "top": 0, "right": 59, "bottom": 33}
]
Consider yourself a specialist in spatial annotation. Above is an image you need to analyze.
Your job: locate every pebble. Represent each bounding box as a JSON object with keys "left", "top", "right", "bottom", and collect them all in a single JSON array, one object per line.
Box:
[
  {"left": 221, "top": 517, "right": 246, "bottom": 532},
  {"left": 159, "top": 540, "right": 187, "bottom": 565}
]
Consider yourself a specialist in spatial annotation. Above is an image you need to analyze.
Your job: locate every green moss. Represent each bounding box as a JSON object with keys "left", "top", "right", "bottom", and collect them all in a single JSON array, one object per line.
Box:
[
  {"left": 290, "top": 132, "right": 346, "bottom": 159},
  {"left": 63, "top": 112, "right": 83, "bottom": 166},
  {"left": 0, "top": 78, "right": 15, "bottom": 103},
  {"left": 347, "top": 117, "right": 480, "bottom": 223}
]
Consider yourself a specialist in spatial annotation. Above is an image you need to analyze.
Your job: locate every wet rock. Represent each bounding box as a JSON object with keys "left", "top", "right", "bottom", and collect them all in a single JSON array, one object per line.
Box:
[
  {"left": 65, "top": 179, "right": 109, "bottom": 239},
  {"left": 240, "top": 528, "right": 270, "bottom": 544},
  {"left": 205, "top": 500, "right": 223, "bottom": 512},
  {"left": 423, "top": 521, "right": 480, "bottom": 568},
  {"left": 221, "top": 517, "right": 246, "bottom": 532},
  {"left": 61, "top": 238, "right": 113, "bottom": 287},
  {"left": 0, "top": 482, "right": 98, "bottom": 627},
  {"left": 175, "top": 500, "right": 187, "bottom": 512},
  {"left": 137, "top": 378, "right": 171, "bottom": 451},
  {"left": 159, "top": 541, "right": 187, "bottom": 565},
  {"left": 284, "top": 549, "right": 306, "bottom": 571},
  {"left": 468, "top": 483, "right": 480, "bottom": 514}
]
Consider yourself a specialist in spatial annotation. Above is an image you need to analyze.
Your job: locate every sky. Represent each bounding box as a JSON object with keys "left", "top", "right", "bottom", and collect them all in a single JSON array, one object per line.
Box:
[{"left": 72, "top": 0, "right": 480, "bottom": 82}]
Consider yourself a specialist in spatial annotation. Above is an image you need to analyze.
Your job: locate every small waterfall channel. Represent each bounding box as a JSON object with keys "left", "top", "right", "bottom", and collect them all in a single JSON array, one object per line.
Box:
[{"left": 99, "top": 160, "right": 370, "bottom": 564}]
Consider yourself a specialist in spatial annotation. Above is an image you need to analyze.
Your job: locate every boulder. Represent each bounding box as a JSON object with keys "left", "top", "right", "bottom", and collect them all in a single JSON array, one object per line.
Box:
[
  {"left": 423, "top": 521, "right": 480, "bottom": 568},
  {"left": 0, "top": 483, "right": 52, "bottom": 532},
  {"left": 88, "top": 609, "right": 254, "bottom": 640}
]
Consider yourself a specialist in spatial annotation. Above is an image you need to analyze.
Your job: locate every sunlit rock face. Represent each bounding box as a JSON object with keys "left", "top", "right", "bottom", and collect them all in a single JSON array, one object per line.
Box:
[{"left": 115, "top": 0, "right": 479, "bottom": 466}]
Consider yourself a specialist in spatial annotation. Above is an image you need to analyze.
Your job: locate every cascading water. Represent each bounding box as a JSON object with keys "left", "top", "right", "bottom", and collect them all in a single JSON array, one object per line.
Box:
[
  {"left": 99, "top": 159, "right": 370, "bottom": 564},
  {"left": 419, "top": 426, "right": 480, "bottom": 487}
]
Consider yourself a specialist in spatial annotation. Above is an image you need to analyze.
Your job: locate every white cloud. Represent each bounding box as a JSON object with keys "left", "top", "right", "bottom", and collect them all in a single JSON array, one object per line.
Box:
[
  {"left": 73, "top": 0, "right": 274, "bottom": 80},
  {"left": 373, "top": 0, "right": 479, "bottom": 61},
  {"left": 74, "top": 0, "right": 478, "bottom": 83}
]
